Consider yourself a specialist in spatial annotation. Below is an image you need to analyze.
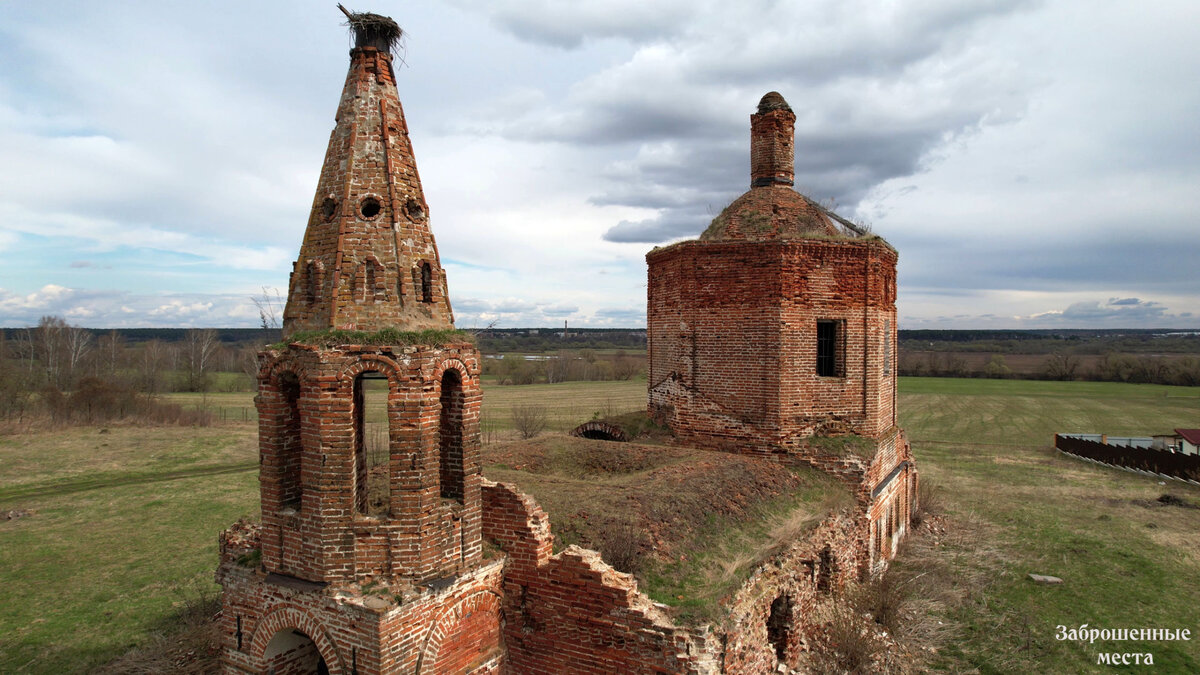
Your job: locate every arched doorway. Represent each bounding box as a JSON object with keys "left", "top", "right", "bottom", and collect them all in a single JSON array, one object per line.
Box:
[{"left": 263, "top": 627, "right": 329, "bottom": 674}]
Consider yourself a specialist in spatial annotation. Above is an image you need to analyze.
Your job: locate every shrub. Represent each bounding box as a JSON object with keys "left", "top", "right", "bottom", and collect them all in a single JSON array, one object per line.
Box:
[{"left": 511, "top": 404, "right": 548, "bottom": 439}]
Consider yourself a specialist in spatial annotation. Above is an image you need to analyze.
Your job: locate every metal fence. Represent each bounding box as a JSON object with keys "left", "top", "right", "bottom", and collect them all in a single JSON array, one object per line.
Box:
[{"left": 1055, "top": 434, "right": 1200, "bottom": 482}]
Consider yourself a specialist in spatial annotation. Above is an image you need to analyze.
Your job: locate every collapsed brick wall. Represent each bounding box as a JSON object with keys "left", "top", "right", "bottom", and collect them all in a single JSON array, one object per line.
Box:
[
  {"left": 481, "top": 480, "right": 717, "bottom": 674},
  {"left": 718, "top": 513, "right": 865, "bottom": 673},
  {"left": 647, "top": 238, "right": 898, "bottom": 456}
]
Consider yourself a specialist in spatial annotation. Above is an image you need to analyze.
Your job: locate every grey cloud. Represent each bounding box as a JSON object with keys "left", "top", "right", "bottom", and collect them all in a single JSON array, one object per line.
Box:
[
  {"left": 447, "top": 0, "right": 693, "bottom": 49},
  {"left": 1053, "top": 299, "right": 1168, "bottom": 323},
  {"left": 603, "top": 207, "right": 715, "bottom": 243},
  {"left": 899, "top": 233, "right": 1200, "bottom": 296},
  {"left": 1109, "top": 297, "right": 1142, "bottom": 306}
]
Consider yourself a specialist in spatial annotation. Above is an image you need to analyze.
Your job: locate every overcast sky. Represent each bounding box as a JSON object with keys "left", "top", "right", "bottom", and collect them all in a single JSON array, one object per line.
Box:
[{"left": 1, "top": 1, "right": 1197, "bottom": 329}]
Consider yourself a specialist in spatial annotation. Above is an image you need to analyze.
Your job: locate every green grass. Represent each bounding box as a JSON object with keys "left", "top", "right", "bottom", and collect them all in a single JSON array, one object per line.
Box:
[
  {"left": 0, "top": 446, "right": 258, "bottom": 673},
  {"left": 3, "top": 377, "right": 1199, "bottom": 672},
  {"left": 899, "top": 377, "right": 1200, "bottom": 673}
]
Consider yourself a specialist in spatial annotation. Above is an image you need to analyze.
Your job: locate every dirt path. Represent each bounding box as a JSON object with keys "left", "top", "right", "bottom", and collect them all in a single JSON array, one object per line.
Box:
[{"left": 0, "top": 462, "right": 258, "bottom": 505}]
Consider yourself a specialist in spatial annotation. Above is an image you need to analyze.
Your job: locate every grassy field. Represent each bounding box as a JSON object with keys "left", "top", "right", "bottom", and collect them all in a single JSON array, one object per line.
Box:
[
  {"left": 896, "top": 378, "right": 1200, "bottom": 673},
  {"left": 1, "top": 377, "right": 1198, "bottom": 672}
]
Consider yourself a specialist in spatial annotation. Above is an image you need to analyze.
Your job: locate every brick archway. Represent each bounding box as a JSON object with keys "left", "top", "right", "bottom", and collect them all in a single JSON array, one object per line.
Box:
[
  {"left": 570, "top": 420, "right": 630, "bottom": 442},
  {"left": 248, "top": 606, "right": 343, "bottom": 674},
  {"left": 415, "top": 590, "right": 504, "bottom": 674}
]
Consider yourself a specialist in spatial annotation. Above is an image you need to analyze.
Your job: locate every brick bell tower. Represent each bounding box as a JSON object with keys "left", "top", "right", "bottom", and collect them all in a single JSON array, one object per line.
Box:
[{"left": 217, "top": 9, "right": 503, "bottom": 674}]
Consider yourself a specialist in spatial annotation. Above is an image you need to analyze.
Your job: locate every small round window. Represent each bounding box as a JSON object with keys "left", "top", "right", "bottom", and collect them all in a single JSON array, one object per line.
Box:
[
  {"left": 360, "top": 197, "right": 382, "bottom": 219},
  {"left": 320, "top": 197, "right": 337, "bottom": 221},
  {"left": 405, "top": 199, "right": 425, "bottom": 221}
]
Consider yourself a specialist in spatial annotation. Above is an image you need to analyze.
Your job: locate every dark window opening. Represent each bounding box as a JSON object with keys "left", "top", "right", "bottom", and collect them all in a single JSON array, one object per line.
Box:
[
  {"left": 816, "top": 320, "right": 841, "bottom": 377},
  {"left": 420, "top": 262, "right": 434, "bottom": 304},
  {"left": 354, "top": 372, "right": 390, "bottom": 516},
  {"left": 439, "top": 370, "right": 465, "bottom": 502},
  {"left": 766, "top": 595, "right": 793, "bottom": 662},
  {"left": 884, "top": 319, "right": 892, "bottom": 375},
  {"left": 817, "top": 545, "right": 834, "bottom": 592},
  {"left": 278, "top": 371, "right": 302, "bottom": 511},
  {"left": 264, "top": 628, "right": 326, "bottom": 675},
  {"left": 582, "top": 429, "right": 619, "bottom": 441},
  {"left": 360, "top": 197, "right": 382, "bottom": 219},
  {"left": 320, "top": 197, "right": 337, "bottom": 221},
  {"left": 406, "top": 198, "right": 425, "bottom": 221}
]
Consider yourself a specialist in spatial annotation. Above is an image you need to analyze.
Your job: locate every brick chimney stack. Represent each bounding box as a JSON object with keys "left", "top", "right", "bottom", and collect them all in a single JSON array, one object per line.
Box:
[{"left": 750, "top": 91, "right": 795, "bottom": 188}]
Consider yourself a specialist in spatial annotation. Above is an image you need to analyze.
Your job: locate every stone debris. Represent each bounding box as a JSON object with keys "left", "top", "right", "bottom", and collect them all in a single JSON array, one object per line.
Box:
[{"left": 1028, "top": 573, "right": 1063, "bottom": 584}]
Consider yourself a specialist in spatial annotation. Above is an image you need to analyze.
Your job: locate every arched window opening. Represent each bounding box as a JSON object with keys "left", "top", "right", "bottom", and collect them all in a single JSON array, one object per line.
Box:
[
  {"left": 278, "top": 371, "right": 303, "bottom": 512},
  {"left": 368, "top": 257, "right": 386, "bottom": 302},
  {"left": 439, "top": 369, "right": 465, "bottom": 503},
  {"left": 766, "top": 595, "right": 793, "bottom": 662},
  {"left": 354, "top": 372, "right": 391, "bottom": 516},
  {"left": 420, "top": 262, "right": 434, "bottom": 304},
  {"left": 305, "top": 260, "right": 324, "bottom": 305},
  {"left": 364, "top": 262, "right": 377, "bottom": 303},
  {"left": 320, "top": 197, "right": 337, "bottom": 221},
  {"left": 264, "top": 628, "right": 328, "bottom": 675}
]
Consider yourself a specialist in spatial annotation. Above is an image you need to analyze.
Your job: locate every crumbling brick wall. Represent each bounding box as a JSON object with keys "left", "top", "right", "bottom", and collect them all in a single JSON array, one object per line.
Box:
[
  {"left": 718, "top": 512, "right": 865, "bottom": 673},
  {"left": 481, "top": 480, "right": 717, "bottom": 674}
]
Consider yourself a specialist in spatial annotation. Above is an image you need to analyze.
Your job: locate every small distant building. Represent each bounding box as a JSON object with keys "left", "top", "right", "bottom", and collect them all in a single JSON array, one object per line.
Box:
[
  {"left": 1152, "top": 433, "right": 1183, "bottom": 453},
  {"left": 1177, "top": 429, "right": 1200, "bottom": 455}
]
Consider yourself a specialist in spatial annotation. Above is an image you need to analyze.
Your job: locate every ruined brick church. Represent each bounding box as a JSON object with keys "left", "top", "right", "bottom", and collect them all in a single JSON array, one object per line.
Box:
[{"left": 216, "top": 10, "right": 915, "bottom": 674}]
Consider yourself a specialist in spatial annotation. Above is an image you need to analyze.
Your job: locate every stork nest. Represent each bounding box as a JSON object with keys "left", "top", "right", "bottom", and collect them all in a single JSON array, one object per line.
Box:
[{"left": 338, "top": 4, "right": 403, "bottom": 53}]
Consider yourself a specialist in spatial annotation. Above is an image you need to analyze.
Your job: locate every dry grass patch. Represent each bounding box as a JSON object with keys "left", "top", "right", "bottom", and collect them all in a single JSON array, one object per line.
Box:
[{"left": 482, "top": 434, "right": 849, "bottom": 623}]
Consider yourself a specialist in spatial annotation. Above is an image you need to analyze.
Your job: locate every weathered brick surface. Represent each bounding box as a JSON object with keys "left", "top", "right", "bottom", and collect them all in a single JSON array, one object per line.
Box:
[
  {"left": 255, "top": 342, "right": 483, "bottom": 586},
  {"left": 481, "top": 480, "right": 718, "bottom": 674},
  {"left": 281, "top": 45, "right": 453, "bottom": 336},
  {"left": 719, "top": 513, "right": 864, "bottom": 673},
  {"left": 648, "top": 238, "right": 898, "bottom": 451},
  {"left": 217, "top": 528, "right": 504, "bottom": 674}
]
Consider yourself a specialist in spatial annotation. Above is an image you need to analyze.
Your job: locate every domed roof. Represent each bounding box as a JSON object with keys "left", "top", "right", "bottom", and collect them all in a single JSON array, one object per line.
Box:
[{"left": 699, "top": 186, "right": 839, "bottom": 241}]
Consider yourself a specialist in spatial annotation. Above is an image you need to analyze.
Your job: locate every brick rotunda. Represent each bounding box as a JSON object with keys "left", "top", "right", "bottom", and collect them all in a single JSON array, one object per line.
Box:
[{"left": 646, "top": 91, "right": 916, "bottom": 574}]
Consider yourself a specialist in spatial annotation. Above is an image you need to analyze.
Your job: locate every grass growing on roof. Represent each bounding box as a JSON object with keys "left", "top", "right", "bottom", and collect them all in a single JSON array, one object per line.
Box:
[
  {"left": 482, "top": 434, "right": 850, "bottom": 625},
  {"left": 271, "top": 327, "right": 473, "bottom": 350}
]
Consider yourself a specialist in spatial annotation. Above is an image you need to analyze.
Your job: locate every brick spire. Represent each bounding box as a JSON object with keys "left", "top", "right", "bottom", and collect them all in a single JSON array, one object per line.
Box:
[
  {"left": 750, "top": 91, "right": 795, "bottom": 188},
  {"left": 282, "top": 13, "right": 453, "bottom": 337}
]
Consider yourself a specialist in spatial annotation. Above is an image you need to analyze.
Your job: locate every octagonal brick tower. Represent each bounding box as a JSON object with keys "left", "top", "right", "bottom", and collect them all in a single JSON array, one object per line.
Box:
[
  {"left": 217, "top": 12, "right": 501, "bottom": 674},
  {"left": 647, "top": 92, "right": 900, "bottom": 455}
]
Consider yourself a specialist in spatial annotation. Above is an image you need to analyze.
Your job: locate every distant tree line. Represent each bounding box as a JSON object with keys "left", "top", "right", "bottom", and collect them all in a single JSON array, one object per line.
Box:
[
  {"left": 474, "top": 328, "right": 646, "bottom": 354},
  {"left": 0, "top": 316, "right": 273, "bottom": 426},
  {"left": 898, "top": 350, "right": 1200, "bottom": 386},
  {"left": 484, "top": 350, "right": 644, "bottom": 385}
]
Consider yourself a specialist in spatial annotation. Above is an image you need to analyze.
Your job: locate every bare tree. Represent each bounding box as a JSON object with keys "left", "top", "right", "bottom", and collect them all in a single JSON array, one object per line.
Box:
[
  {"left": 96, "top": 330, "right": 125, "bottom": 377},
  {"left": 511, "top": 404, "right": 548, "bottom": 439},
  {"left": 139, "top": 339, "right": 168, "bottom": 394},
  {"left": 1042, "top": 352, "right": 1080, "bottom": 381},
  {"left": 182, "top": 329, "right": 220, "bottom": 393},
  {"left": 35, "top": 316, "right": 67, "bottom": 388},
  {"left": 64, "top": 324, "right": 93, "bottom": 384}
]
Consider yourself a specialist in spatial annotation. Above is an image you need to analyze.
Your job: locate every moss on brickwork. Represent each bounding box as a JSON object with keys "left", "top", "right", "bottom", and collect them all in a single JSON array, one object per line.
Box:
[
  {"left": 272, "top": 327, "right": 473, "bottom": 350},
  {"left": 806, "top": 435, "right": 877, "bottom": 459}
]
